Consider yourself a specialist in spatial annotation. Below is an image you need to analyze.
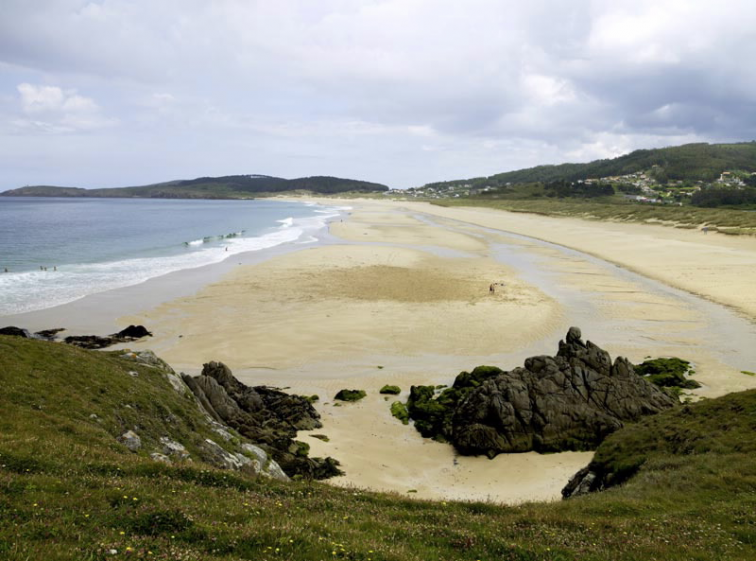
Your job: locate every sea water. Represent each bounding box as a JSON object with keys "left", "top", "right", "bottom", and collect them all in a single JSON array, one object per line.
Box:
[{"left": 0, "top": 197, "right": 344, "bottom": 316}]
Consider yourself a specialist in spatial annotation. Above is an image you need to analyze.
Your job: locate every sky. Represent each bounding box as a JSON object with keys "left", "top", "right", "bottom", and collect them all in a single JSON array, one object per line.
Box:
[{"left": 1, "top": 0, "right": 755, "bottom": 190}]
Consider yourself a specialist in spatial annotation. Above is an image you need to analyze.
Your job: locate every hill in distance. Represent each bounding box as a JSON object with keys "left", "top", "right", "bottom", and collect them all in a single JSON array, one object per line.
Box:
[
  {"left": 1, "top": 174, "right": 389, "bottom": 199},
  {"left": 422, "top": 141, "right": 756, "bottom": 190}
]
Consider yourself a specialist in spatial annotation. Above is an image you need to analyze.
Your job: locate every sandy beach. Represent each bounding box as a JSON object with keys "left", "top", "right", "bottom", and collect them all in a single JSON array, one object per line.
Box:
[{"left": 83, "top": 198, "right": 754, "bottom": 504}]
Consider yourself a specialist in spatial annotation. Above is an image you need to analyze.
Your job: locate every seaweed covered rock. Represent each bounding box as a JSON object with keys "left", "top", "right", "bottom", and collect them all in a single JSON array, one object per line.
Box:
[
  {"left": 182, "top": 361, "right": 341, "bottom": 479},
  {"left": 404, "top": 328, "right": 677, "bottom": 458},
  {"left": 379, "top": 385, "right": 401, "bottom": 395},
  {"left": 0, "top": 326, "right": 33, "bottom": 338},
  {"left": 65, "top": 324, "right": 152, "bottom": 349},
  {"left": 634, "top": 357, "right": 701, "bottom": 389},
  {"left": 334, "top": 389, "right": 366, "bottom": 402},
  {"left": 405, "top": 366, "right": 504, "bottom": 441},
  {"left": 0, "top": 326, "right": 65, "bottom": 341},
  {"left": 34, "top": 328, "right": 65, "bottom": 340},
  {"left": 390, "top": 401, "right": 410, "bottom": 425}
]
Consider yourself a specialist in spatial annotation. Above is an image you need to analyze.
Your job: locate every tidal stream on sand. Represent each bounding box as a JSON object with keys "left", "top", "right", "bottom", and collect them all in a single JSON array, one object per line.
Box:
[{"left": 410, "top": 211, "right": 756, "bottom": 392}]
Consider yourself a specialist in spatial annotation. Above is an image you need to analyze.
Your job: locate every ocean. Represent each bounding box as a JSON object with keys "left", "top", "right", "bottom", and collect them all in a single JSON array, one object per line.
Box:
[{"left": 0, "top": 197, "right": 344, "bottom": 316}]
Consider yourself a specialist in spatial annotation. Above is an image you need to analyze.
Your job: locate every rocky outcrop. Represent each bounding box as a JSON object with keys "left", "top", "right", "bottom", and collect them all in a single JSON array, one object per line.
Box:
[
  {"left": 0, "top": 326, "right": 65, "bottom": 340},
  {"left": 65, "top": 325, "right": 152, "bottom": 350},
  {"left": 0, "top": 326, "right": 33, "bottom": 338},
  {"left": 561, "top": 465, "right": 611, "bottom": 498},
  {"left": 34, "top": 328, "right": 65, "bottom": 340},
  {"left": 159, "top": 437, "right": 191, "bottom": 461},
  {"left": 120, "top": 350, "right": 188, "bottom": 396},
  {"left": 115, "top": 325, "right": 151, "bottom": 339},
  {"left": 241, "top": 443, "right": 289, "bottom": 481},
  {"left": 334, "top": 389, "right": 367, "bottom": 402},
  {"left": 117, "top": 430, "right": 142, "bottom": 452},
  {"left": 406, "top": 328, "right": 678, "bottom": 458},
  {"left": 182, "top": 361, "right": 341, "bottom": 479}
]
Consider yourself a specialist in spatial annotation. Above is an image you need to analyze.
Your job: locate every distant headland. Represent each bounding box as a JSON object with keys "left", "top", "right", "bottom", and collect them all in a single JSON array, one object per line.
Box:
[{"left": 0, "top": 174, "right": 389, "bottom": 199}]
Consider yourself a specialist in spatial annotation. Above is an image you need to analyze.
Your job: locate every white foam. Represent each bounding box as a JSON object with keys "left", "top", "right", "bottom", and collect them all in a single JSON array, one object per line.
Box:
[{"left": 0, "top": 203, "right": 344, "bottom": 316}]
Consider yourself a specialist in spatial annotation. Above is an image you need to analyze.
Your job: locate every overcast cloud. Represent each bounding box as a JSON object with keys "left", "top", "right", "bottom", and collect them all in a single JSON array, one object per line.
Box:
[{"left": 1, "top": 0, "right": 755, "bottom": 189}]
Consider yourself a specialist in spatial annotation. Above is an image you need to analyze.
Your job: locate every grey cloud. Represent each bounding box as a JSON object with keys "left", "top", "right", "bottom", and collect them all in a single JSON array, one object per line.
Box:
[{"left": 0, "top": 0, "right": 755, "bottom": 189}]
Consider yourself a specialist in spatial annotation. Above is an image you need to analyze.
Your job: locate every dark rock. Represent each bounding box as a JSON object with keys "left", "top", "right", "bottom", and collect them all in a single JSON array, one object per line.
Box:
[
  {"left": 115, "top": 325, "right": 152, "bottom": 339},
  {"left": 34, "top": 328, "right": 65, "bottom": 340},
  {"left": 0, "top": 326, "right": 33, "bottom": 338},
  {"left": 64, "top": 335, "right": 113, "bottom": 349},
  {"left": 405, "top": 328, "right": 677, "bottom": 458},
  {"left": 182, "top": 373, "right": 242, "bottom": 423},
  {"left": 562, "top": 467, "right": 603, "bottom": 498},
  {"left": 562, "top": 456, "right": 644, "bottom": 499},
  {"left": 182, "top": 361, "right": 342, "bottom": 480},
  {"left": 65, "top": 324, "right": 153, "bottom": 349}
]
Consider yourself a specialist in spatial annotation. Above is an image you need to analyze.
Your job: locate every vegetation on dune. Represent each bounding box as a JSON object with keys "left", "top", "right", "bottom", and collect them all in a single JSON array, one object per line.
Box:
[
  {"left": 691, "top": 186, "right": 756, "bottom": 208},
  {"left": 2, "top": 335, "right": 756, "bottom": 560},
  {"left": 435, "top": 197, "right": 756, "bottom": 231}
]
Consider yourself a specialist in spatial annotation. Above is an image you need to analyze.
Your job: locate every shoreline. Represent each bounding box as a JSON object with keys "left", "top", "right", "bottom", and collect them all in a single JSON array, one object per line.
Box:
[
  {"left": 5, "top": 198, "right": 756, "bottom": 503},
  {"left": 0, "top": 201, "right": 350, "bottom": 335}
]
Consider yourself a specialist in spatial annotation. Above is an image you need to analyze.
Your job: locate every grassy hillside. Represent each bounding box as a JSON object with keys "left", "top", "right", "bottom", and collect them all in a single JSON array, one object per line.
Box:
[
  {"left": 423, "top": 142, "right": 756, "bottom": 190},
  {"left": 2, "top": 335, "right": 756, "bottom": 560},
  {"left": 1, "top": 175, "right": 389, "bottom": 199}
]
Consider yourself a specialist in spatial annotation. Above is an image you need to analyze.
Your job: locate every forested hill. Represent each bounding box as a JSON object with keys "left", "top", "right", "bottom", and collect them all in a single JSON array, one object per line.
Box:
[
  {"left": 1, "top": 174, "right": 389, "bottom": 198},
  {"left": 422, "top": 142, "right": 756, "bottom": 190}
]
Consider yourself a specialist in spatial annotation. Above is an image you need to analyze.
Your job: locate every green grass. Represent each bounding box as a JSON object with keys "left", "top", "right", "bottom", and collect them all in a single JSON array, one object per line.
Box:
[
  {"left": 2, "top": 335, "right": 756, "bottom": 560},
  {"left": 434, "top": 198, "right": 756, "bottom": 232}
]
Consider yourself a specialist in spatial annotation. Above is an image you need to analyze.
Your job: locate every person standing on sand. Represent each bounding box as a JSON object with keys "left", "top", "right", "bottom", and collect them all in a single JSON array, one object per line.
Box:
[
  {"left": 489, "top": 283, "right": 495, "bottom": 294},
  {"left": 703, "top": 226, "right": 709, "bottom": 235}
]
